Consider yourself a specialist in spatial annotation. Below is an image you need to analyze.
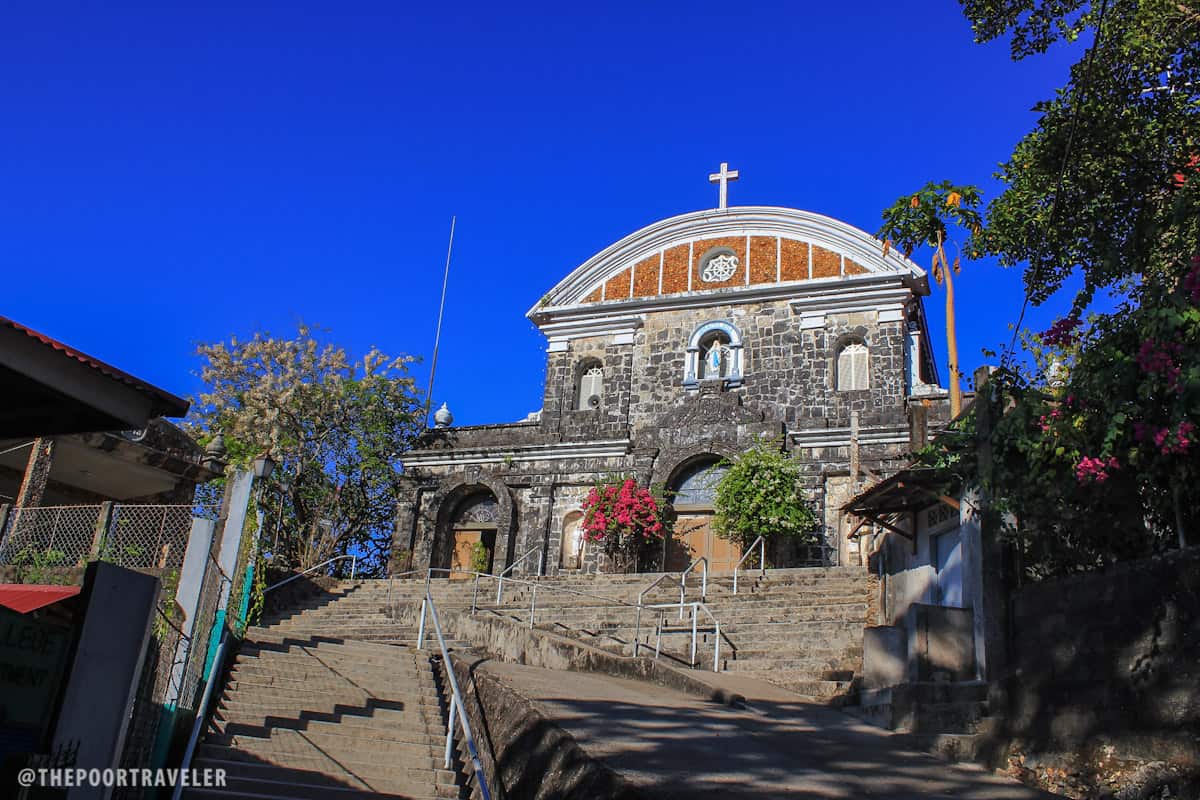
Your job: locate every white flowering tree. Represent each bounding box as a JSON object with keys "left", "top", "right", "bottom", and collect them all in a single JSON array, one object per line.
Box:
[{"left": 189, "top": 325, "right": 424, "bottom": 575}]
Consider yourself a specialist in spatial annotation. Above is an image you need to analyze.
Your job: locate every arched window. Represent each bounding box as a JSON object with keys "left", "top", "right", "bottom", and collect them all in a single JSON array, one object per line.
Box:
[
  {"left": 684, "top": 321, "right": 744, "bottom": 387},
  {"left": 671, "top": 458, "right": 728, "bottom": 509},
  {"left": 576, "top": 361, "right": 604, "bottom": 410},
  {"left": 837, "top": 340, "right": 869, "bottom": 391}
]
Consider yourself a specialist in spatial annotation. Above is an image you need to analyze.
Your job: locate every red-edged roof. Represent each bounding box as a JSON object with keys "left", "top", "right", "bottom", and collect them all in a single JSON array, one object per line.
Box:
[
  {"left": 0, "top": 584, "right": 82, "bottom": 614},
  {"left": 0, "top": 315, "right": 189, "bottom": 418}
]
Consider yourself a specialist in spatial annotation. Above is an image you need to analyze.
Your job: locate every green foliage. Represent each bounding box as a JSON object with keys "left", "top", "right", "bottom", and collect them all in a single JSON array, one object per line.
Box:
[
  {"left": 188, "top": 324, "right": 424, "bottom": 576},
  {"left": 962, "top": 0, "right": 1200, "bottom": 309},
  {"left": 10, "top": 547, "right": 70, "bottom": 585},
  {"left": 877, "top": 181, "right": 985, "bottom": 265},
  {"left": 712, "top": 440, "right": 818, "bottom": 550},
  {"left": 469, "top": 541, "right": 491, "bottom": 575},
  {"left": 902, "top": 1, "right": 1200, "bottom": 579}
]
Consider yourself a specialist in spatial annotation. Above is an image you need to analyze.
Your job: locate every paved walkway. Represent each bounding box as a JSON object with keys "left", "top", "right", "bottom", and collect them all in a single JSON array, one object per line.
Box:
[{"left": 478, "top": 661, "right": 1056, "bottom": 799}]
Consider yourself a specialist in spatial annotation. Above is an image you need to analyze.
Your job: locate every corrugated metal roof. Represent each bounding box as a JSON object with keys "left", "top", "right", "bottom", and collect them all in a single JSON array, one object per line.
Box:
[
  {"left": 0, "top": 315, "right": 189, "bottom": 418},
  {"left": 0, "top": 584, "right": 82, "bottom": 613}
]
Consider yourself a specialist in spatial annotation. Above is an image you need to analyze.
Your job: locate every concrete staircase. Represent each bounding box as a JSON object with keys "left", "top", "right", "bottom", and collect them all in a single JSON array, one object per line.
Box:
[
  {"left": 254, "top": 567, "right": 870, "bottom": 703},
  {"left": 185, "top": 598, "right": 470, "bottom": 799},
  {"left": 844, "top": 680, "right": 1006, "bottom": 763}
]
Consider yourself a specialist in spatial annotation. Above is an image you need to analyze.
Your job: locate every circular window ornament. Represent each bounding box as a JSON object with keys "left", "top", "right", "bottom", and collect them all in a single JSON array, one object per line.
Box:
[{"left": 701, "top": 252, "right": 740, "bottom": 283}]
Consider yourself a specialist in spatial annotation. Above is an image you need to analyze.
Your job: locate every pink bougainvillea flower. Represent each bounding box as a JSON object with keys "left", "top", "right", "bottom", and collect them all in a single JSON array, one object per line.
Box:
[{"left": 1041, "top": 317, "right": 1083, "bottom": 348}]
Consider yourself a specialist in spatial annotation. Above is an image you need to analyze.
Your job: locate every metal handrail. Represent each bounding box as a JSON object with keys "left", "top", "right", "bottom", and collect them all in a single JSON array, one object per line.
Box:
[
  {"left": 415, "top": 591, "right": 493, "bottom": 800},
  {"left": 172, "top": 632, "right": 228, "bottom": 800},
  {"left": 732, "top": 535, "right": 766, "bottom": 594},
  {"left": 264, "top": 554, "right": 357, "bottom": 593},
  {"left": 637, "top": 557, "right": 707, "bottom": 623},
  {"left": 680, "top": 556, "right": 708, "bottom": 602},
  {"left": 494, "top": 545, "right": 544, "bottom": 603},
  {"left": 416, "top": 569, "right": 724, "bottom": 672}
]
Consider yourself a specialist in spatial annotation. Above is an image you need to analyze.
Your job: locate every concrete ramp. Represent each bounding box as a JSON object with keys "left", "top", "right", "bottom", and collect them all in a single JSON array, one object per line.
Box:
[{"left": 460, "top": 659, "right": 1055, "bottom": 800}]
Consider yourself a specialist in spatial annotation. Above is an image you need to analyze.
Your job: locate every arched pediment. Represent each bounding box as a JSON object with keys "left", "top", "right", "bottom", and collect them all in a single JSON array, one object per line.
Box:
[{"left": 527, "top": 206, "right": 927, "bottom": 316}]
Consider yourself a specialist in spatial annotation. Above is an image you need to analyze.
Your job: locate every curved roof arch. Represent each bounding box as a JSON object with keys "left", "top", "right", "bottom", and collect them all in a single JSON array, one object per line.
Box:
[{"left": 528, "top": 206, "right": 928, "bottom": 316}]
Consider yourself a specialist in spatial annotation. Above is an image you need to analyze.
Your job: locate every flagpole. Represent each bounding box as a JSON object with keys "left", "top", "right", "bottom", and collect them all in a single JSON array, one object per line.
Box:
[{"left": 424, "top": 215, "right": 456, "bottom": 427}]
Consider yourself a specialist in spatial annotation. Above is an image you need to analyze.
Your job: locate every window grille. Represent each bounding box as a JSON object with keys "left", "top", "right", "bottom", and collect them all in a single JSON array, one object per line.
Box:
[
  {"left": 837, "top": 342, "right": 869, "bottom": 391},
  {"left": 577, "top": 365, "right": 604, "bottom": 410}
]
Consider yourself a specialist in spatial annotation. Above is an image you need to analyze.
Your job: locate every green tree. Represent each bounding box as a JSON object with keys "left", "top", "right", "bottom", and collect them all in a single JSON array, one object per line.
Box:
[
  {"left": 189, "top": 325, "right": 424, "bottom": 576},
  {"left": 712, "top": 441, "right": 818, "bottom": 556},
  {"left": 878, "top": 181, "right": 985, "bottom": 416},
  {"left": 910, "top": 0, "right": 1200, "bottom": 573},
  {"left": 963, "top": 0, "right": 1200, "bottom": 309}
]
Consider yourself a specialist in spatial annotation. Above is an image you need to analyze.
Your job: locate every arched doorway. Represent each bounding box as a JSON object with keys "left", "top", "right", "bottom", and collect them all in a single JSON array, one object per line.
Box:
[
  {"left": 560, "top": 511, "right": 585, "bottom": 571},
  {"left": 666, "top": 457, "right": 740, "bottom": 572},
  {"left": 447, "top": 491, "right": 498, "bottom": 578}
]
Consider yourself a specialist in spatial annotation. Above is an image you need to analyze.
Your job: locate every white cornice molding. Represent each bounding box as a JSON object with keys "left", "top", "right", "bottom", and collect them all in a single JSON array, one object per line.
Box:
[
  {"left": 402, "top": 439, "right": 631, "bottom": 468},
  {"left": 526, "top": 206, "right": 928, "bottom": 318},
  {"left": 787, "top": 283, "right": 912, "bottom": 315},
  {"left": 540, "top": 314, "right": 645, "bottom": 350},
  {"left": 532, "top": 273, "right": 916, "bottom": 333},
  {"left": 791, "top": 425, "right": 911, "bottom": 449}
]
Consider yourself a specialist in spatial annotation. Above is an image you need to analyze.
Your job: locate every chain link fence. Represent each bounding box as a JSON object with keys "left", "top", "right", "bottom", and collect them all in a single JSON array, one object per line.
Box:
[
  {"left": 104, "top": 504, "right": 220, "bottom": 570},
  {"left": 0, "top": 503, "right": 219, "bottom": 571},
  {"left": 0, "top": 504, "right": 104, "bottom": 567}
]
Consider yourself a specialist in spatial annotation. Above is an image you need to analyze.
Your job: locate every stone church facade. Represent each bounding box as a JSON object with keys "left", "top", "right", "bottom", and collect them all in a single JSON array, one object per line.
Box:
[{"left": 391, "top": 205, "right": 948, "bottom": 577}]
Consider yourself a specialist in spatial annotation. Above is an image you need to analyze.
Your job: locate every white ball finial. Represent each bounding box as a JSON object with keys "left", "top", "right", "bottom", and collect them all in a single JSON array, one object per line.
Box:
[{"left": 433, "top": 402, "right": 454, "bottom": 428}]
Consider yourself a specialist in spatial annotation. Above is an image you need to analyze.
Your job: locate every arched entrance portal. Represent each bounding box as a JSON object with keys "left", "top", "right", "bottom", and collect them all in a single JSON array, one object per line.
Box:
[
  {"left": 447, "top": 491, "right": 498, "bottom": 578},
  {"left": 666, "top": 457, "right": 740, "bottom": 572}
]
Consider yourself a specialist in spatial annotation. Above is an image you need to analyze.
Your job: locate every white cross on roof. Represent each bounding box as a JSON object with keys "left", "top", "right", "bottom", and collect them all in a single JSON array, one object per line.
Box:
[{"left": 708, "top": 162, "right": 740, "bottom": 210}]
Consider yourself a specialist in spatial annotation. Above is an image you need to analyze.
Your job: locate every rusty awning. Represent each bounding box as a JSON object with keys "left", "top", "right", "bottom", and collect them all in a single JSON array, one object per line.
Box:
[{"left": 841, "top": 467, "right": 962, "bottom": 540}]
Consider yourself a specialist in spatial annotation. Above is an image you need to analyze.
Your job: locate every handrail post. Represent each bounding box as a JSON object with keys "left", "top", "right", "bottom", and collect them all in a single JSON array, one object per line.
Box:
[
  {"left": 496, "top": 576, "right": 504, "bottom": 605},
  {"left": 713, "top": 620, "right": 721, "bottom": 672},
  {"left": 690, "top": 604, "right": 698, "bottom": 667},
  {"left": 678, "top": 583, "right": 685, "bottom": 621},
  {"left": 633, "top": 603, "right": 643, "bottom": 657},
  {"left": 700, "top": 560, "right": 707, "bottom": 600},
  {"left": 417, "top": 597, "right": 428, "bottom": 650},
  {"left": 351, "top": 555, "right": 357, "bottom": 580},
  {"left": 655, "top": 613, "right": 662, "bottom": 659},
  {"left": 529, "top": 584, "right": 537, "bottom": 629},
  {"left": 444, "top": 694, "right": 457, "bottom": 768},
  {"left": 759, "top": 536, "right": 766, "bottom": 575}
]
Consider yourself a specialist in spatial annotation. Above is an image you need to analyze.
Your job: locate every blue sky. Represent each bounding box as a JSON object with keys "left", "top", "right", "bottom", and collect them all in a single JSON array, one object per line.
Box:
[{"left": 3, "top": 2, "right": 1084, "bottom": 426}]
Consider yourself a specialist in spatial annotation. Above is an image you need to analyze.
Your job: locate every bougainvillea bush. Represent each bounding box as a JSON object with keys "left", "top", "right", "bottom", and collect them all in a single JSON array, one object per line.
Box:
[
  {"left": 919, "top": 255, "right": 1200, "bottom": 580},
  {"left": 580, "top": 478, "right": 667, "bottom": 566}
]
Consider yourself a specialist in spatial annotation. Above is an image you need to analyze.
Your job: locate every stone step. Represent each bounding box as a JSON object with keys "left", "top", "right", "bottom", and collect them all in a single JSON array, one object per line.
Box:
[
  {"left": 221, "top": 679, "right": 440, "bottom": 708},
  {"left": 210, "top": 711, "right": 441, "bottom": 741},
  {"left": 227, "top": 665, "right": 435, "bottom": 692},
  {"left": 200, "top": 741, "right": 459, "bottom": 785},
  {"left": 194, "top": 750, "right": 459, "bottom": 796}
]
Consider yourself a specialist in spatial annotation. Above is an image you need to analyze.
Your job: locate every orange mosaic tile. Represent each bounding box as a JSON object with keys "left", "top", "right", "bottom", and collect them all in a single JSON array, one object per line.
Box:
[
  {"left": 661, "top": 244, "right": 690, "bottom": 294},
  {"left": 583, "top": 287, "right": 602, "bottom": 303},
  {"left": 603, "top": 267, "right": 632, "bottom": 300},
  {"left": 631, "top": 254, "right": 660, "bottom": 298},
  {"left": 780, "top": 238, "right": 809, "bottom": 282},
  {"left": 691, "top": 236, "right": 746, "bottom": 290},
  {"left": 844, "top": 259, "right": 868, "bottom": 276},
  {"left": 749, "top": 236, "right": 777, "bottom": 285},
  {"left": 812, "top": 245, "right": 841, "bottom": 278}
]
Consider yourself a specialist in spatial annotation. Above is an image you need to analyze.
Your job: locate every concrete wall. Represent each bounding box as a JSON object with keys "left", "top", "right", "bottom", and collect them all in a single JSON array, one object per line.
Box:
[
  {"left": 445, "top": 653, "right": 646, "bottom": 800},
  {"left": 996, "top": 547, "right": 1200, "bottom": 765}
]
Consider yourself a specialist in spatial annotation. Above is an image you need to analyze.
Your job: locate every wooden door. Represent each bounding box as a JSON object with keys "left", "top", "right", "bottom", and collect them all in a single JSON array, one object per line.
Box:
[
  {"left": 667, "top": 514, "right": 740, "bottom": 573},
  {"left": 450, "top": 529, "right": 489, "bottom": 579}
]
